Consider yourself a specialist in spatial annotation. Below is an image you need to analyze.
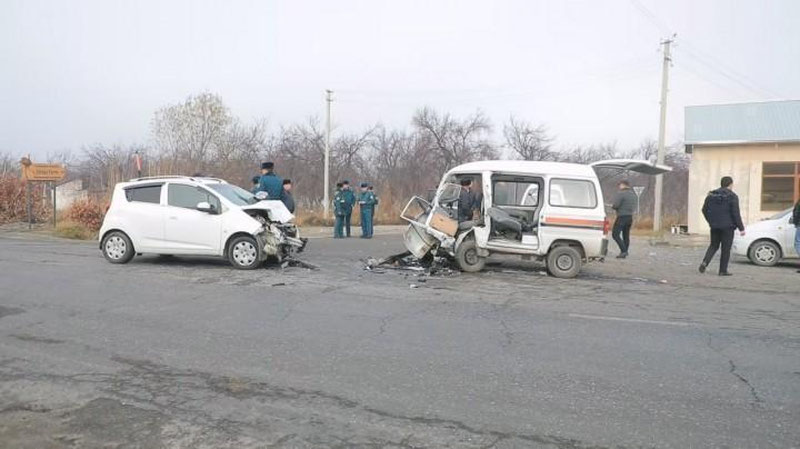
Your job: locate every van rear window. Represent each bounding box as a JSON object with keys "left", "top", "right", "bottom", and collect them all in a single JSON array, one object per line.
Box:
[
  {"left": 125, "top": 185, "right": 162, "bottom": 204},
  {"left": 549, "top": 179, "right": 597, "bottom": 208}
]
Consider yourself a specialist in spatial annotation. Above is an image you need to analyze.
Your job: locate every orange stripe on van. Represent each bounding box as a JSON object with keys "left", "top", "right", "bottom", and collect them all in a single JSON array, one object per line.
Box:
[{"left": 543, "top": 216, "right": 605, "bottom": 227}]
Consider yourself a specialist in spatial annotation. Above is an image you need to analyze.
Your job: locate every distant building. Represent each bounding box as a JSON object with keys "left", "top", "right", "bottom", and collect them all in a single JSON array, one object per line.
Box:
[
  {"left": 55, "top": 178, "right": 87, "bottom": 211},
  {"left": 685, "top": 100, "right": 800, "bottom": 233}
]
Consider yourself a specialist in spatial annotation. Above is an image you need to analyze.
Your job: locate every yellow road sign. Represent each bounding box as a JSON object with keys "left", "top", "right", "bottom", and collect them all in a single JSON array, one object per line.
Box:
[{"left": 22, "top": 163, "right": 66, "bottom": 181}]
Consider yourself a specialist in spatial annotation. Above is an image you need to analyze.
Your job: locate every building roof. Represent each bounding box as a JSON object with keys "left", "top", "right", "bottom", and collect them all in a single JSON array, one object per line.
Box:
[{"left": 684, "top": 100, "right": 800, "bottom": 145}]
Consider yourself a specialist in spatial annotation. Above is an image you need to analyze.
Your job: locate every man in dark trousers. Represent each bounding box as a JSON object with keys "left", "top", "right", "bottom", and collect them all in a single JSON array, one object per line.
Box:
[
  {"left": 457, "top": 178, "right": 478, "bottom": 226},
  {"left": 699, "top": 176, "right": 746, "bottom": 276},
  {"left": 256, "top": 162, "right": 284, "bottom": 200},
  {"left": 611, "top": 180, "right": 637, "bottom": 258},
  {"left": 333, "top": 183, "right": 345, "bottom": 238},
  {"left": 793, "top": 198, "right": 800, "bottom": 273},
  {"left": 341, "top": 180, "right": 356, "bottom": 237},
  {"left": 281, "top": 179, "right": 295, "bottom": 214}
]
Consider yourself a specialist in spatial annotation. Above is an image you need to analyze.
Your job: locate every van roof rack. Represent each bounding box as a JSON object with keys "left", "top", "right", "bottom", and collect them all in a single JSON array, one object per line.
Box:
[{"left": 130, "top": 175, "right": 226, "bottom": 183}]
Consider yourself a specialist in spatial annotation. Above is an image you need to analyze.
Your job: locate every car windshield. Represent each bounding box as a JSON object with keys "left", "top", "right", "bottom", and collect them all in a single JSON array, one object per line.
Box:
[
  {"left": 208, "top": 183, "right": 259, "bottom": 206},
  {"left": 767, "top": 208, "right": 791, "bottom": 220}
]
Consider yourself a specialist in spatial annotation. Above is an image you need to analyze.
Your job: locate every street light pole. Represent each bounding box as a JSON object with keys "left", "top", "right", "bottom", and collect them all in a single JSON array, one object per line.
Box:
[{"left": 323, "top": 89, "right": 333, "bottom": 217}]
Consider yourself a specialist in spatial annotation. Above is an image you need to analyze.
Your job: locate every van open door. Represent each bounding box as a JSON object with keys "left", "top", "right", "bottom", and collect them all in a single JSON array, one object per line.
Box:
[{"left": 590, "top": 159, "right": 672, "bottom": 175}]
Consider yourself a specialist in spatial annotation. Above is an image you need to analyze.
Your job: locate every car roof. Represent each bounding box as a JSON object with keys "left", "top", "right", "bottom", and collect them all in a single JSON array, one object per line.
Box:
[
  {"left": 119, "top": 176, "right": 228, "bottom": 188},
  {"left": 447, "top": 160, "right": 597, "bottom": 178}
]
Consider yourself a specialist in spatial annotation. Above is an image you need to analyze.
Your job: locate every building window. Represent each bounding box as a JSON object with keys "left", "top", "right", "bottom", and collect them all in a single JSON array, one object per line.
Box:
[{"left": 761, "top": 162, "right": 799, "bottom": 211}]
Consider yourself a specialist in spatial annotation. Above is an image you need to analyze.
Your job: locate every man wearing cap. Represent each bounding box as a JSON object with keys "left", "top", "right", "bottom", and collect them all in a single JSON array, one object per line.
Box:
[
  {"left": 358, "top": 182, "right": 376, "bottom": 238},
  {"left": 341, "top": 180, "right": 356, "bottom": 237},
  {"left": 281, "top": 179, "right": 295, "bottom": 214},
  {"left": 257, "top": 162, "right": 284, "bottom": 200},
  {"left": 333, "top": 182, "right": 346, "bottom": 238},
  {"left": 250, "top": 175, "right": 261, "bottom": 194}
]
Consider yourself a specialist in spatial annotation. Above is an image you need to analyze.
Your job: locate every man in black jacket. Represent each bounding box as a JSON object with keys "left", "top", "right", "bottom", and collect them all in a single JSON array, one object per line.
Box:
[
  {"left": 699, "top": 176, "right": 746, "bottom": 276},
  {"left": 611, "top": 180, "right": 638, "bottom": 258},
  {"left": 793, "top": 198, "right": 800, "bottom": 273}
]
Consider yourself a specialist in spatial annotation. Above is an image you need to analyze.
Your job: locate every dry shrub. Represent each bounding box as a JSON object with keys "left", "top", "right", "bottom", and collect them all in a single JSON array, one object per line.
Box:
[
  {"left": 0, "top": 176, "right": 51, "bottom": 224},
  {"left": 64, "top": 198, "right": 107, "bottom": 233},
  {"left": 55, "top": 220, "right": 95, "bottom": 240},
  {"left": 292, "top": 190, "right": 408, "bottom": 227}
]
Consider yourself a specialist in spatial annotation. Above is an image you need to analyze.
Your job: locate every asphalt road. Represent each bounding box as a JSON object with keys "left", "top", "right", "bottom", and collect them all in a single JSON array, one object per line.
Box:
[{"left": 0, "top": 232, "right": 798, "bottom": 448}]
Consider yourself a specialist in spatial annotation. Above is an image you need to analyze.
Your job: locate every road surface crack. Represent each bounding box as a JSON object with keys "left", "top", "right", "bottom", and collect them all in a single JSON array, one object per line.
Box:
[{"left": 728, "top": 360, "right": 764, "bottom": 408}]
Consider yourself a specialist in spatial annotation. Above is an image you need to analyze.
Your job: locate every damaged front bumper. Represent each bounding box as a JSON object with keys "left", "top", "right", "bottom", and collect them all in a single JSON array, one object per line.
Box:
[{"left": 256, "top": 224, "right": 308, "bottom": 261}]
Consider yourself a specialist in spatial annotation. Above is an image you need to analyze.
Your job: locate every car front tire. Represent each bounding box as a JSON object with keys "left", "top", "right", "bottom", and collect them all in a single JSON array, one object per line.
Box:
[
  {"left": 748, "top": 240, "right": 781, "bottom": 267},
  {"left": 455, "top": 238, "right": 486, "bottom": 272},
  {"left": 546, "top": 246, "right": 582, "bottom": 278},
  {"left": 228, "top": 235, "right": 262, "bottom": 270},
  {"left": 102, "top": 231, "right": 135, "bottom": 264}
]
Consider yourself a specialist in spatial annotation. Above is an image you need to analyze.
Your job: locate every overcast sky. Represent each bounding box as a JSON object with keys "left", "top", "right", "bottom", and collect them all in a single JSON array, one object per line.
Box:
[{"left": 2, "top": 0, "right": 799, "bottom": 159}]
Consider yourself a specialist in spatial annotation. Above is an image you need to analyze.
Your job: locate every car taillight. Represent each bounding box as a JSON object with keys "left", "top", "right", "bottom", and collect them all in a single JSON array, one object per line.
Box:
[{"left": 603, "top": 217, "right": 610, "bottom": 235}]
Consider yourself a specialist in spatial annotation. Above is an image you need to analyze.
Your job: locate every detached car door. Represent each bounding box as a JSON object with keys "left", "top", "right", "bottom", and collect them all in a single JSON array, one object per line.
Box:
[{"left": 163, "top": 183, "right": 224, "bottom": 254}]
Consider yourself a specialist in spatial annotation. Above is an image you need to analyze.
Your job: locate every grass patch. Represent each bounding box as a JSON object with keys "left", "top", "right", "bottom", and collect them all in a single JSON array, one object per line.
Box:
[{"left": 55, "top": 220, "right": 96, "bottom": 240}]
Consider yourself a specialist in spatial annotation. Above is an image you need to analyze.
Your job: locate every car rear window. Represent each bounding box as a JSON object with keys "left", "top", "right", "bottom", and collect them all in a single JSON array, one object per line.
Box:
[
  {"left": 124, "top": 184, "right": 162, "bottom": 204},
  {"left": 549, "top": 179, "right": 597, "bottom": 208}
]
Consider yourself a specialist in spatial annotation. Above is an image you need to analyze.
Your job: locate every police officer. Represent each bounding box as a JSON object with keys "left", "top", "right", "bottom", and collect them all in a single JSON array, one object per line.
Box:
[
  {"left": 368, "top": 184, "right": 378, "bottom": 224},
  {"left": 257, "top": 162, "right": 283, "bottom": 200},
  {"left": 333, "top": 183, "right": 346, "bottom": 239},
  {"left": 281, "top": 179, "right": 295, "bottom": 213},
  {"left": 251, "top": 175, "right": 261, "bottom": 194},
  {"left": 341, "top": 180, "right": 356, "bottom": 237},
  {"left": 358, "top": 182, "right": 376, "bottom": 238}
]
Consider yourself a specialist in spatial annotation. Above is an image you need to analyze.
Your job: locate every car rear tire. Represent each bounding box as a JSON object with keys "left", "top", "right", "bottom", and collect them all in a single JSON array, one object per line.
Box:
[
  {"left": 102, "top": 231, "right": 135, "bottom": 264},
  {"left": 228, "top": 235, "right": 262, "bottom": 270},
  {"left": 455, "top": 238, "right": 486, "bottom": 272},
  {"left": 546, "top": 246, "right": 582, "bottom": 278},
  {"left": 748, "top": 240, "right": 781, "bottom": 267}
]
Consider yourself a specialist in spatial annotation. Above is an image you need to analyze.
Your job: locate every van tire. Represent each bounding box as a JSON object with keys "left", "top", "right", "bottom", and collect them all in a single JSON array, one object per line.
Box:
[
  {"left": 546, "top": 246, "right": 582, "bottom": 278},
  {"left": 102, "top": 231, "right": 135, "bottom": 264},
  {"left": 228, "top": 235, "right": 262, "bottom": 270},
  {"left": 455, "top": 239, "right": 486, "bottom": 272}
]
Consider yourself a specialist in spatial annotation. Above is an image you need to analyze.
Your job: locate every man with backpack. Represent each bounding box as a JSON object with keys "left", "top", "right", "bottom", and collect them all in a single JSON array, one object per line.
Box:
[{"left": 699, "top": 176, "right": 746, "bottom": 276}]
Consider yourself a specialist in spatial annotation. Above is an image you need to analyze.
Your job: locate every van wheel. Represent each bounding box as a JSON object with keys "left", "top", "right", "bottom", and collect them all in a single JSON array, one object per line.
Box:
[
  {"left": 455, "top": 239, "right": 486, "bottom": 272},
  {"left": 228, "top": 236, "right": 262, "bottom": 270},
  {"left": 102, "top": 231, "right": 135, "bottom": 264},
  {"left": 748, "top": 240, "right": 780, "bottom": 267},
  {"left": 546, "top": 246, "right": 582, "bottom": 278}
]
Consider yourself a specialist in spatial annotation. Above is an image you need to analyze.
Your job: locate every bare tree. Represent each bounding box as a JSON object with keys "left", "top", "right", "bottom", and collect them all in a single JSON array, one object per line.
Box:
[
  {"left": 152, "top": 92, "right": 232, "bottom": 173},
  {"left": 412, "top": 107, "right": 496, "bottom": 171},
  {"left": 503, "top": 116, "right": 555, "bottom": 161}
]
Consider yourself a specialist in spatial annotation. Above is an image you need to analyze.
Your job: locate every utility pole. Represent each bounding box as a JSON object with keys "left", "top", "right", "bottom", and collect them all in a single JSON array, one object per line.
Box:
[
  {"left": 323, "top": 89, "right": 333, "bottom": 217},
  {"left": 653, "top": 37, "right": 673, "bottom": 232}
]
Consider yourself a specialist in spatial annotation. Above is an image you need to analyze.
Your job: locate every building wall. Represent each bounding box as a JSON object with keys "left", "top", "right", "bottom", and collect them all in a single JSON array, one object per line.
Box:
[
  {"left": 55, "top": 179, "right": 87, "bottom": 211},
  {"left": 687, "top": 142, "right": 800, "bottom": 233}
]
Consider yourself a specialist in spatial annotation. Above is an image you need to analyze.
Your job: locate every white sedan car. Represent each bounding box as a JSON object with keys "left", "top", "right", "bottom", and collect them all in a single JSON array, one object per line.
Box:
[{"left": 733, "top": 208, "right": 798, "bottom": 266}]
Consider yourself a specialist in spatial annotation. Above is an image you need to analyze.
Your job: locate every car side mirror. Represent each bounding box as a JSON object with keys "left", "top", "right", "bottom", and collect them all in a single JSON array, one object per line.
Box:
[{"left": 196, "top": 201, "right": 215, "bottom": 214}]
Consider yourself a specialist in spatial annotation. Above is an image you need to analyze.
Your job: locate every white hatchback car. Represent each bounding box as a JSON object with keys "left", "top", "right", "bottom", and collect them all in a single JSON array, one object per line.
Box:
[
  {"left": 733, "top": 208, "right": 798, "bottom": 266},
  {"left": 99, "top": 176, "right": 305, "bottom": 269}
]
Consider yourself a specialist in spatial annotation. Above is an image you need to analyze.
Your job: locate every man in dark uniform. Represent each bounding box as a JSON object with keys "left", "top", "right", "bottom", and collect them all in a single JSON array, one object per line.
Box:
[
  {"left": 611, "top": 180, "right": 638, "bottom": 258},
  {"left": 358, "top": 182, "right": 376, "bottom": 238},
  {"left": 256, "top": 162, "right": 283, "bottom": 200},
  {"left": 341, "top": 180, "right": 356, "bottom": 237},
  {"left": 333, "top": 183, "right": 346, "bottom": 238},
  {"left": 699, "top": 176, "right": 746, "bottom": 276},
  {"left": 281, "top": 179, "right": 295, "bottom": 213},
  {"left": 251, "top": 176, "right": 261, "bottom": 194}
]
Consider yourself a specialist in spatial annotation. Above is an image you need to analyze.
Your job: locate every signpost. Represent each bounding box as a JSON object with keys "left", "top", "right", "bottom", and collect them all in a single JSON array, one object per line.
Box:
[
  {"left": 20, "top": 157, "right": 66, "bottom": 229},
  {"left": 633, "top": 186, "right": 646, "bottom": 216}
]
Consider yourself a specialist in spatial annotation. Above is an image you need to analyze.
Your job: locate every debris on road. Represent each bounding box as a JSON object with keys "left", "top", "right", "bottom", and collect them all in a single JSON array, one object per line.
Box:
[
  {"left": 280, "top": 257, "right": 319, "bottom": 270},
  {"left": 364, "top": 250, "right": 459, "bottom": 277}
]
